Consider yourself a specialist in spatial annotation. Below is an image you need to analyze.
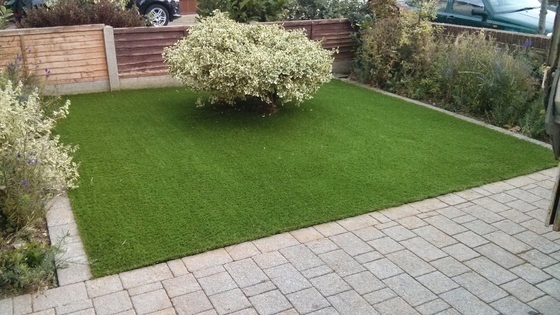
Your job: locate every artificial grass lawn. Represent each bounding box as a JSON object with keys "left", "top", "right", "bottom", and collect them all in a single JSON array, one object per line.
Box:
[{"left": 57, "top": 79, "right": 556, "bottom": 276}]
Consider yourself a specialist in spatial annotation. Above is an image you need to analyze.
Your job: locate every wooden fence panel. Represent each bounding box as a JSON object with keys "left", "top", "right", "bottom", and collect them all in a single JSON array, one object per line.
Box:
[
  {"left": 114, "top": 26, "right": 188, "bottom": 79},
  {"left": 0, "top": 25, "right": 108, "bottom": 85}
]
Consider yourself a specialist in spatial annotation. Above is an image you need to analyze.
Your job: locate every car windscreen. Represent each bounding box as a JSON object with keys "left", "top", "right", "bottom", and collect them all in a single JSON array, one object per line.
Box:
[{"left": 487, "top": 0, "right": 541, "bottom": 14}]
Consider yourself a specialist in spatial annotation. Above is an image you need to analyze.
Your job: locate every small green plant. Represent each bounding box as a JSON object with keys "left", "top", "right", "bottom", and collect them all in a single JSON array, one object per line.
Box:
[
  {"left": 0, "top": 239, "right": 62, "bottom": 298},
  {"left": 197, "top": 0, "right": 290, "bottom": 22},
  {"left": 164, "top": 11, "right": 334, "bottom": 113},
  {"left": 0, "top": 3, "right": 13, "bottom": 29}
]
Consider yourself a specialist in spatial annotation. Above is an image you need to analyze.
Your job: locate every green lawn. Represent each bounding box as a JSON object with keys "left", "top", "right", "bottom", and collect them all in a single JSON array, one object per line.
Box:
[{"left": 57, "top": 79, "right": 556, "bottom": 277}]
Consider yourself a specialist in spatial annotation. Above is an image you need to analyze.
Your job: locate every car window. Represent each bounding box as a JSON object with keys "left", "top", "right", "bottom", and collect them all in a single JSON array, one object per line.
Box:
[
  {"left": 487, "top": 0, "right": 540, "bottom": 13},
  {"left": 438, "top": 0, "right": 448, "bottom": 11},
  {"left": 452, "top": 0, "right": 484, "bottom": 15}
]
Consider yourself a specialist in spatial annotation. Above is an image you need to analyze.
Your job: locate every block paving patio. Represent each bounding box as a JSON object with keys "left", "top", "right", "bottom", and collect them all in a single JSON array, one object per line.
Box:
[{"left": 2, "top": 168, "right": 560, "bottom": 314}]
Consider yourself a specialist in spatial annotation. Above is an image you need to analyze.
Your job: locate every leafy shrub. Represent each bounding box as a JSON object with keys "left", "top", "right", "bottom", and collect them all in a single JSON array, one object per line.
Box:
[
  {"left": 21, "top": 0, "right": 145, "bottom": 28},
  {"left": 0, "top": 3, "right": 12, "bottom": 29},
  {"left": 163, "top": 11, "right": 333, "bottom": 113},
  {"left": 432, "top": 32, "right": 539, "bottom": 127},
  {"left": 353, "top": 7, "right": 439, "bottom": 95},
  {"left": 196, "top": 0, "right": 290, "bottom": 22},
  {"left": 0, "top": 80, "right": 79, "bottom": 229}
]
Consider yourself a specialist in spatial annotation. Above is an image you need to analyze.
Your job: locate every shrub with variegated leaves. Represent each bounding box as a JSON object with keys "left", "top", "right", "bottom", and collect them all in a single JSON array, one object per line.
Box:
[{"left": 163, "top": 11, "right": 334, "bottom": 113}]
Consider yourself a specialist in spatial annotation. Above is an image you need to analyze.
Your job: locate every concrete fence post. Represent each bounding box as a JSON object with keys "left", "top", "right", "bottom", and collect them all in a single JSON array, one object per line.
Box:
[{"left": 103, "top": 25, "right": 120, "bottom": 91}]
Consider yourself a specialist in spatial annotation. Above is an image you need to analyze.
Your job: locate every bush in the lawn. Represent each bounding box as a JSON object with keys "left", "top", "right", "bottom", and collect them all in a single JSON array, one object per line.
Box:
[
  {"left": 163, "top": 11, "right": 334, "bottom": 113},
  {"left": 0, "top": 80, "right": 79, "bottom": 229}
]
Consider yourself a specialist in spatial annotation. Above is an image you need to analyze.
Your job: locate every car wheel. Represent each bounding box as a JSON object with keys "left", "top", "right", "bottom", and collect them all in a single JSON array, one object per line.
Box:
[{"left": 146, "top": 4, "right": 169, "bottom": 27}]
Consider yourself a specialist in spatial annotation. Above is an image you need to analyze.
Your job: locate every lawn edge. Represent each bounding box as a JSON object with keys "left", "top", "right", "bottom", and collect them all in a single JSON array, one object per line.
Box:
[{"left": 336, "top": 78, "right": 552, "bottom": 150}]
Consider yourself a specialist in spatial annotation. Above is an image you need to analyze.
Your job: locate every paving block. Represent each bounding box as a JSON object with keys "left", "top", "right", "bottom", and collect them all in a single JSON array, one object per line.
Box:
[
  {"left": 0, "top": 298, "right": 12, "bottom": 315},
  {"left": 241, "top": 280, "right": 276, "bottom": 297},
  {"left": 301, "top": 263, "right": 333, "bottom": 278},
  {"left": 483, "top": 230, "right": 532, "bottom": 254},
  {"left": 198, "top": 271, "right": 238, "bottom": 296},
  {"left": 368, "top": 237, "right": 404, "bottom": 255},
  {"left": 489, "top": 192, "right": 518, "bottom": 204},
  {"left": 252, "top": 233, "right": 299, "bottom": 253},
  {"left": 364, "top": 258, "right": 404, "bottom": 280},
  {"left": 306, "top": 307, "right": 340, "bottom": 315},
  {"left": 537, "top": 278, "right": 560, "bottom": 300},
  {"left": 423, "top": 215, "right": 467, "bottom": 235},
  {"left": 473, "top": 243, "right": 524, "bottom": 269},
  {"left": 131, "top": 289, "right": 172, "bottom": 314},
  {"left": 92, "top": 291, "right": 133, "bottom": 315},
  {"left": 369, "top": 212, "right": 392, "bottom": 224},
  {"left": 382, "top": 274, "right": 437, "bottom": 307},
  {"left": 286, "top": 287, "right": 330, "bottom": 314},
  {"left": 279, "top": 244, "right": 324, "bottom": 271},
  {"left": 414, "top": 299, "right": 450, "bottom": 315},
  {"left": 337, "top": 214, "right": 378, "bottom": 231},
  {"left": 382, "top": 205, "right": 420, "bottom": 220},
  {"left": 363, "top": 288, "right": 396, "bottom": 305},
  {"left": 57, "top": 262, "right": 92, "bottom": 286},
  {"left": 33, "top": 283, "right": 88, "bottom": 312},
  {"left": 373, "top": 297, "right": 419, "bottom": 315},
  {"left": 172, "top": 290, "right": 213, "bottom": 315},
  {"left": 510, "top": 263, "right": 552, "bottom": 284},
  {"left": 208, "top": 289, "right": 251, "bottom": 315},
  {"left": 328, "top": 290, "right": 379, "bottom": 314},
  {"left": 29, "top": 309, "right": 55, "bottom": 315},
  {"left": 319, "top": 249, "right": 366, "bottom": 277},
  {"left": 13, "top": 294, "right": 32, "bottom": 315},
  {"left": 344, "top": 271, "right": 384, "bottom": 295},
  {"left": 86, "top": 275, "right": 123, "bottom": 299},
  {"left": 505, "top": 188, "right": 541, "bottom": 203},
  {"left": 314, "top": 222, "right": 347, "bottom": 237},
  {"left": 429, "top": 257, "right": 470, "bottom": 278},
  {"left": 229, "top": 309, "right": 258, "bottom": 315},
  {"left": 454, "top": 189, "right": 485, "bottom": 201},
  {"left": 224, "top": 258, "right": 269, "bottom": 288},
  {"left": 472, "top": 197, "right": 510, "bottom": 213},
  {"left": 452, "top": 231, "right": 488, "bottom": 248},
  {"left": 182, "top": 249, "right": 232, "bottom": 272},
  {"left": 354, "top": 251, "right": 384, "bottom": 264},
  {"left": 128, "top": 281, "right": 163, "bottom": 297},
  {"left": 225, "top": 242, "right": 261, "bottom": 261},
  {"left": 416, "top": 271, "right": 459, "bottom": 295},
  {"left": 528, "top": 296, "right": 560, "bottom": 315},
  {"left": 440, "top": 288, "right": 499, "bottom": 315},
  {"left": 515, "top": 231, "right": 560, "bottom": 254},
  {"left": 264, "top": 263, "right": 312, "bottom": 295},
  {"left": 167, "top": 259, "right": 189, "bottom": 277},
  {"left": 461, "top": 205, "right": 504, "bottom": 224},
  {"left": 290, "top": 227, "right": 324, "bottom": 243},
  {"left": 465, "top": 257, "right": 517, "bottom": 285},
  {"left": 518, "top": 250, "right": 558, "bottom": 269},
  {"left": 452, "top": 214, "right": 477, "bottom": 224},
  {"left": 437, "top": 194, "right": 468, "bottom": 206},
  {"left": 399, "top": 237, "right": 447, "bottom": 262},
  {"left": 495, "top": 209, "right": 532, "bottom": 224},
  {"left": 309, "top": 273, "right": 351, "bottom": 297},
  {"left": 379, "top": 225, "right": 416, "bottom": 242},
  {"left": 119, "top": 264, "right": 173, "bottom": 289},
  {"left": 412, "top": 226, "right": 457, "bottom": 248},
  {"left": 442, "top": 243, "right": 479, "bottom": 262},
  {"left": 501, "top": 279, "right": 544, "bottom": 303},
  {"left": 146, "top": 308, "right": 177, "bottom": 315},
  {"left": 330, "top": 232, "right": 373, "bottom": 257},
  {"left": 490, "top": 296, "right": 538, "bottom": 315},
  {"left": 252, "top": 251, "right": 288, "bottom": 270},
  {"left": 193, "top": 266, "right": 227, "bottom": 279},
  {"left": 397, "top": 216, "right": 428, "bottom": 229},
  {"left": 56, "top": 299, "right": 93, "bottom": 315},
  {"left": 491, "top": 219, "right": 527, "bottom": 235},
  {"left": 452, "top": 272, "right": 508, "bottom": 303},
  {"left": 67, "top": 308, "right": 96, "bottom": 315},
  {"left": 386, "top": 250, "right": 435, "bottom": 277},
  {"left": 353, "top": 226, "right": 385, "bottom": 242},
  {"left": 462, "top": 220, "right": 497, "bottom": 235},
  {"left": 248, "top": 290, "right": 292, "bottom": 315}
]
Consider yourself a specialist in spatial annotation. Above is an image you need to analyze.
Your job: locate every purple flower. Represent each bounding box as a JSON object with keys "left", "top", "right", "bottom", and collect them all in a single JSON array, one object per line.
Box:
[
  {"left": 17, "top": 55, "right": 22, "bottom": 62},
  {"left": 22, "top": 180, "right": 28, "bottom": 186},
  {"left": 523, "top": 40, "right": 532, "bottom": 48}
]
